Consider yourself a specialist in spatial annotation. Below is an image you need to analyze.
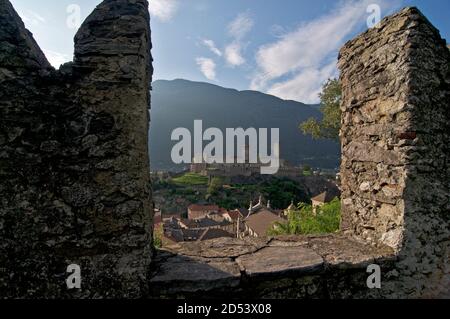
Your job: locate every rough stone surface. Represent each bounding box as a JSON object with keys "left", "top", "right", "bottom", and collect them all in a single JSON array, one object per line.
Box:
[
  {"left": 339, "top": 7, "right": 450, "bottom": 298},
  {"left": 149, "top": 235, "right": 395, "bottom": 299},
  {"left": 236, "top": 246, "right": 323, "bottom": 277},
  {"left": 0, "top": 0, "right": 153, "bottom": 298},
  {"left": 150, "top": 253, "right": 241, "bottom": 296},
  {"left": 161, "top": 237, "right": 269, "bottom": 259}
]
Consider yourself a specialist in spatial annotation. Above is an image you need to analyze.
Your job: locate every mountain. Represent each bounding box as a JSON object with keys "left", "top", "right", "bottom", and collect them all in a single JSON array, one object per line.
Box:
[{"left": 149, "top": 79, "right": 340, "bottom": 171}]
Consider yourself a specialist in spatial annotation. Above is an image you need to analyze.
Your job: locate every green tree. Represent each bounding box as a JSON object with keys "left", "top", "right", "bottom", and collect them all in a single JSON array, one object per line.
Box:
[
  {"left": 207, "top": 177, "right": 224, "bottom": 196},
  {"left": 268, "top": 199, "right": 341, "bottom": 236},
  {"left": 300, "top": 78, "right": 342, "bottom": 140}
]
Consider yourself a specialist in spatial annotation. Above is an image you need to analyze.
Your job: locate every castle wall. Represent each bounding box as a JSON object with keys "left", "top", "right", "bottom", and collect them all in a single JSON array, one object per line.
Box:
[
  {"left": 0, "top": 0, "right": 153, "bottom": 298},
  {"left": 339, "top": 7, "right": 450, "bottom": 297}
]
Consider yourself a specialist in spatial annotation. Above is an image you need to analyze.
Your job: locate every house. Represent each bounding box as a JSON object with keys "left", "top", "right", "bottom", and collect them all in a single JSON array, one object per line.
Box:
[
  {"left": 207, "top": 208, "right": 229, "bottom": 222},
  {"left": 223, "top": 209, "right": 245, "bottom": 223},
  {"left": 311, "top": 190, "right": 335, "bottom": 214},
  {"left": 241, "top": 196, "right": 284, "bottom": 238},
  {"left": 179, "top": 217, "right": 231, "bottom": 230},
  {"left": 187, "top": 204, "right": 219, "bottom": 220},
  {"left": 163, "top": 228, "right": 205, "bottom": 245}
]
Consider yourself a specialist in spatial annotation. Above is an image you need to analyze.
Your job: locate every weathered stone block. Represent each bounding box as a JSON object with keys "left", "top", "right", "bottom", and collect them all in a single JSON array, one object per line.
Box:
[
  {"left": 339, "top": 7, "right": 450, "bottom": 298},
  {"left": 0, "top": 0, "right": 153, "bottom": 298}
]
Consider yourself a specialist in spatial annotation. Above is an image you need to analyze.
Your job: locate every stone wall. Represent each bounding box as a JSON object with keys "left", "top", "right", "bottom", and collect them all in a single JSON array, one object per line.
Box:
[
  {"left": 149, "top": 235, "right": 396, "bottom": 299},
  {"left": 339, "top": 7, "right": 449, "bottom": 298},
  {"left": 0, "top": 0, "right": 153, "bottom": 298}
]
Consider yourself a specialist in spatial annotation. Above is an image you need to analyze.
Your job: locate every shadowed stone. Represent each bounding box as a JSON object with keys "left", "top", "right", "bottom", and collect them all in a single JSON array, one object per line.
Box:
[
  {"left": 236, "top": 246, "right": 324, "bottom": 277},
  {"left": 164, "top": 237, "right": 269, "bottom": 259},
  {"left": 0, "top": 0, "right": 153, "bottom": 298},
  {"left": 150, "top": 255, "right": 241, "bottom": 294}
]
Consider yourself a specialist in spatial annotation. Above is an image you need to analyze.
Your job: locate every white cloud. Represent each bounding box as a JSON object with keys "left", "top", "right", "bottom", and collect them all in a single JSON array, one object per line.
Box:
[
  {"left": 202, "top": 39, "right": 222, "bottom": 57},
  {"left": 251, "top": 0, "right": 400, "bottom": 103},
  {"left": 221, "top": 12, "right": 254, "bottom": 68},
  {"left": 228, "top": 12, "right": 254, "bottom": 40},
  {"left": 43, "top": 50, "right": 71, "bottom": 69},
  {"left": 224, "top": 42, "right": 245, "bottom": 67},
  {"left": 18, "top": 10, "right": 46, "bottom": 27},
  {"left": 197, "top": 12, "right": 254, "bottom": 71},
  {"left": 268, "top": 62, "right": 338, "bottom": 104},
  {"left": 196, "top": 57, "right": 217, "bottom": 80},
  {"left": 149, "top": 0, "right": 179, "bottom": 22}
]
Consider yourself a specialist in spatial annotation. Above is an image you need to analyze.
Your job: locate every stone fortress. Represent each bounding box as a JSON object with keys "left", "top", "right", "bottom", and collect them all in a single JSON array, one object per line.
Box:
[
  {"left": 190, "top": 145, "right": 305, "bottom": 178},
  {"left": 0, "top": 0, "right": 448, "bottom": 298}
]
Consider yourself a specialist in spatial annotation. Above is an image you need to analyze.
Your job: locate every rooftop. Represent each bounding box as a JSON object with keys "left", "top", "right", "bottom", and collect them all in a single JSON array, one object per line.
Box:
[
  {"left": 311, "top": 191, "right": 336, "bottom": 203},
  {"left": 179, "top": 217, "right": 232, "bottom": 229},
  {"left": 245, "top": 209, "right": 284, "bottom": 236},
  {"left": 226, "top": 209, "right": 245, "bottom": 221}
]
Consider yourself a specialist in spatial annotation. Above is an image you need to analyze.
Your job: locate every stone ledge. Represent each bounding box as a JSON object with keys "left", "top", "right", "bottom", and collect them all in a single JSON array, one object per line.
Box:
[{"left": 148, "top": 234, "right": 396, "bottom": 298}]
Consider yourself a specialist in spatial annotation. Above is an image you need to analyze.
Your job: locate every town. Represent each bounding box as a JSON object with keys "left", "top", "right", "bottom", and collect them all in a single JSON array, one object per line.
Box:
[{"left": 152, "top": 159, "right": 340, "bottom": 246}]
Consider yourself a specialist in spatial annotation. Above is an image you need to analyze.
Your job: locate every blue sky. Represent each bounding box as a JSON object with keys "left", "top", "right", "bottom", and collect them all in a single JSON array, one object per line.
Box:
[{"left": 10, "top": 0, "right": 450, "bottom": 104}]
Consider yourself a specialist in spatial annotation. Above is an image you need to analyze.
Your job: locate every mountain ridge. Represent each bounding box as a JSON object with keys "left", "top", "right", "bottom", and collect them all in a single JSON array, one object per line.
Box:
[{"left": 149, "top": 79, "right": 340, "bottom": 171}]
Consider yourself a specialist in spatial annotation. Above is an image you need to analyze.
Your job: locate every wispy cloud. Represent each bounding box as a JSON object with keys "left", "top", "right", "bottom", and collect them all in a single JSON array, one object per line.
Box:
[
  {"left": 43, "top": 49, "right": 71, "bottom": 68},
  {"left": 224, "top": 43, "right": 245, "bottom": 67},
  {"left": 227, "top": 12, "right": 254, "bottom": 40},
  {"left": 197, "top": 11, "right": 254, "bottom": 75},
  {"left": 196, "top": 57, "right": 217, "bottom": 80},
  {"left": 18, "top": 10, "right": 46, "bottom": 27},
  {"left": 202, "top": 39, "right": 222, "bottom": 57},
  {"left": 149, "top": 0, "right": 179, "bottom": 22},
  {"left": 251, "top": 0, "right": 400, "bottom": 103},
  {"left": 224, "top": 12, "right": 254, "bottom": 67},
  {"left": 268, "top": 62, "right": 337, "bottom": 104}
]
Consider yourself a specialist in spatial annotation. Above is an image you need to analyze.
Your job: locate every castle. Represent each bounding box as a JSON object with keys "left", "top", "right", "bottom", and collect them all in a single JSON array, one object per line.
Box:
[{"left": 190, "top": 146, "right": 304, "bottom": 178}]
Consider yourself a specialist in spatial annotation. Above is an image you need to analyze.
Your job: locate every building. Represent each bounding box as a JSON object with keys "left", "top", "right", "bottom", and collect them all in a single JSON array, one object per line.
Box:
[
  {"left": 179, "top": 216, "right": 232, "bottom": 230},
  {"left": 240, "top": 196, "right": 285, "bottom": 238},
  {"left": 207, "top": 208, "right": 229, "bottom": 222},
  {"left": 311, "top": 190, "right": 336, "bottom": 214},
  {"left": 162, "top": 215, "right": 236, "bottom": 244},
  {"left": 187, "top": 204, "right": 219, "bottom": 220},
  {"left": 190, "top": 150, "right": 303, "bottom": 179},
  {"left": 163, "top": 228, "right": 205, "bottom": 245},
  {"left": 223, "top": 209, "right": 245, "bottom": 223}
]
